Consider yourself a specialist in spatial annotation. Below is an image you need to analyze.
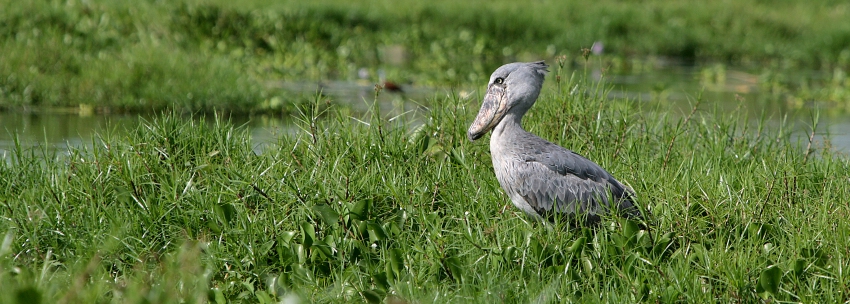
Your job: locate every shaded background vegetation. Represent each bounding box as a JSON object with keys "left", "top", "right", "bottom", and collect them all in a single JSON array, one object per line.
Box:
[{"left": 1, "top": 0, "right": 849, "bottom": 112}]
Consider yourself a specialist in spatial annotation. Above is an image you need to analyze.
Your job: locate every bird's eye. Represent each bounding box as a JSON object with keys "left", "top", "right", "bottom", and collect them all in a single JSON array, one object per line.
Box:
[{"left": 494, "top": 77, "right": 504, "bottom": 84}]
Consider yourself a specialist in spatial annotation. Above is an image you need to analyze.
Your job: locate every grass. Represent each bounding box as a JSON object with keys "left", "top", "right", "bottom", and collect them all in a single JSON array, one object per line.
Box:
[
  {"left": 1, "top": 61, "right": 849, "bottom": 302},
  {"left": 2, "top": 0, "right": 850, "bottom": 112}
]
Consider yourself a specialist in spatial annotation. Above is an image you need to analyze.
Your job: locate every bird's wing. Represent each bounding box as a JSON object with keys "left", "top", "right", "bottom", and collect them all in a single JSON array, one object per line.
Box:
[
  {"left": 510, "top": 159, "right": 614, "bottom": 217},
  {"left": 513, "top": 140, "right": 641, "bottom": 218},
  {"left": 521, "top": 139, "right": 626, "bottom": 187}
]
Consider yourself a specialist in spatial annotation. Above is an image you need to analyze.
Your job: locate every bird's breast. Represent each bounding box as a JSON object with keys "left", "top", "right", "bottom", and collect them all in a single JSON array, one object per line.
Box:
[{"left": 489, "top": 150, "right": 540, "bottom": 214}]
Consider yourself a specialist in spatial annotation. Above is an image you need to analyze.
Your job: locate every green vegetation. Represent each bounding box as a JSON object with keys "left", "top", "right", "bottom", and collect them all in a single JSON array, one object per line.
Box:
[
  {"left": 2, "top": 62, "right": 849, "bottom": 302},
  {"left": 2, "top": 0, "right": 850, "bottom": 112}
]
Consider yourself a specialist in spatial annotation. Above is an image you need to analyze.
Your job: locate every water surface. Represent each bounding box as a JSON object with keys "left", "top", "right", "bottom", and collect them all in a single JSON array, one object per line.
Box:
[{"left": 2, "top": 64, "right": 849, "bottom": 161}]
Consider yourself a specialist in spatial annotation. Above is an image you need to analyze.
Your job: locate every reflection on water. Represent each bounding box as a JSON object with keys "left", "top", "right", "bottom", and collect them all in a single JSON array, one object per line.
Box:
[
  {"left": 2, "top": 64, "right": 849, "bottom": 162},
  {"left": 0, "top": 112, "right": 290, "bottom": 159},
  {"left": 600, "top": 63, "right": 850, "bottom": 154},
  {"left": 1, "top": 112, "right": 138, "bottom": 159}
]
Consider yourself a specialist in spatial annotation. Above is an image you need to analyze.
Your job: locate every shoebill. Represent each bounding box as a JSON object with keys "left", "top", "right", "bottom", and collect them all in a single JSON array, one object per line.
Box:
[{"left": 467, "top": 61, "right": 642, "bottom": 224}]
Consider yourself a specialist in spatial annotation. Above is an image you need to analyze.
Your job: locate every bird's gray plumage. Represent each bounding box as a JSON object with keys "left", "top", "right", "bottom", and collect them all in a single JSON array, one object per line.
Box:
[{"left": 468, "top": 61, "right": 641, "bottom": 224}]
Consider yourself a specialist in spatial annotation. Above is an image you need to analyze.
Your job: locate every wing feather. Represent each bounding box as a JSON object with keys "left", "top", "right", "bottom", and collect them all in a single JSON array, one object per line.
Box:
[{"left": 509, "top": 139, "right": 641, "bottom": 220}]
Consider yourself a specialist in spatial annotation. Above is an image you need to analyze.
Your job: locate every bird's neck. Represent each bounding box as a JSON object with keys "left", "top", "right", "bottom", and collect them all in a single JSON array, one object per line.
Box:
[{"left": 491, "top": 112, "right": 525, "bottom": 141}]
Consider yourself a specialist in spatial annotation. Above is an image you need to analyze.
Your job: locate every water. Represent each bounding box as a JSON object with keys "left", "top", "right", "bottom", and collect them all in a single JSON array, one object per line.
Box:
[
  {"left": 600, "top": 63, "right": 850, "bottom": 153},
  {"left": 2, "top": 64, "right": 849, "bottom": 161},
  {"left": 0, "top": 112, "right": 288, "bottom": 158}
]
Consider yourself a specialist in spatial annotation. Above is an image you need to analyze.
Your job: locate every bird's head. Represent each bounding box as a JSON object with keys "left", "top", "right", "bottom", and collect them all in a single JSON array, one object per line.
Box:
[{"left": 467, "top": 61, "right": 549, "bottom": 141}]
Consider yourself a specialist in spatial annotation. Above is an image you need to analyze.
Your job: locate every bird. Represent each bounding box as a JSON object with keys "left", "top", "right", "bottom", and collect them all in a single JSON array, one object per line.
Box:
[
  {"left": 378, "top": 69, "right": 405, "bottom": 93},
  {"left": 467, "top": 61, "right": 642, "bottom": 225}
]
